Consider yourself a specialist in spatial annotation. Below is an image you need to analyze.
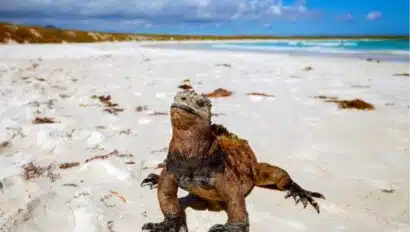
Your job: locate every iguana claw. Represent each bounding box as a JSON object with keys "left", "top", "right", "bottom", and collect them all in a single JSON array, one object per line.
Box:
[
  {"left": 141, "top": 173, "right": 160, "bottom": 189},
  {"left": 285, "top": 182, "right": 325, "bottom": 214}
]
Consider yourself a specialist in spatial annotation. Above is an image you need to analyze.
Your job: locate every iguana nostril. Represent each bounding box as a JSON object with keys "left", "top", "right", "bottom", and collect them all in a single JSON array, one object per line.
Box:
[{"left": 196, "top": 100, "right": 205, "bottom": 107}]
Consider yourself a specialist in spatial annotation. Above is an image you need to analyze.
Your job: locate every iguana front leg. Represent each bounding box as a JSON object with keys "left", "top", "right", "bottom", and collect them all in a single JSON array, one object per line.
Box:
[
  {"left": 208, "top": 172, "right": 250, "bottom": 232},
  {"left": 142, "top": 168, "right": 188, "bottom": 232},
  {"left": 255, "top": 162, "right": 325, "bottom": 214}
]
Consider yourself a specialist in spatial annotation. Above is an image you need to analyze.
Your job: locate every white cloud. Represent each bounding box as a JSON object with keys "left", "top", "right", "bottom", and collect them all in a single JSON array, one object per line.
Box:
[
  {"left": 0, "top": 0, "right": 318, "bottom": 24},
  {"left": 366, "top": 11, "right": 382, "bottom": 21},
  {"left": 337, "top": 13, "right": 353, "bottom": 21}
]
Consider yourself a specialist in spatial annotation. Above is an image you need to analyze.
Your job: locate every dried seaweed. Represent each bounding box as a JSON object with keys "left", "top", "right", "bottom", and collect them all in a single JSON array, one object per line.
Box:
[
  {"left": 107, "top": 221, "right": 115, "bottom": 232},
  {"left": 30, "top": 63, "right": 40, "bottom": 70},
  {"left": 117, "top": 153, "right": 133, "bottom": 158},
  {"left": 351, "top": 84, "right": 370, "bottom": 89},
  {"left": 303, "top": 66, "right": 313, "bottom": 71},
  {"left": 62, "top": 183, "right": 78, "bottom": 187},
  {"left": 23, "top": 162, "right": 60, "bottom": 182},
  {"left": 97, "top": 95, "right": 118, "bottom": 107},
  {"left": 366, "top": 58, "right": 380, "bottom": 63},
  {"left": 100, "top": 194, "right": 115, "bottom": 208},
  {"left": 205, "top": 88, "right": 233, "bottom": 98},
  {"left": 313, "top": 95, "right": 338, "bottom": 100},
  {"left": 33, "top": 117, "right": 57, "bottom": 124},
  {"left": 1, "top": 141, "right": 10, "bottom": 148},
  {"left": 216, "top": 63, "right": 232, "bottom": 68},
  {"left": 85, "top": 154, "right": 110, "bottom": 163},
  {"left": 246, "top": 92, "right": 275, "bottom": 97},
  {"left": 136, "top": 105, "right": 148, "bottom": 112},
  {"left": 314, "top": 95, "right": 374, "bottom": 110},
  {"left": 326, "top": 98, "right": 375, "bottom": 110},
  {"left": 393, "top": 73, "right": 410, "bottom": 77},
  {"left": 23, "top": 162, "right": 43, "bottom": 180},
  {"left": 104, "top": 108, "right": 124, "bottom": 115},
  {"left": 84, "top": 150, "right": 133, "bottom": 163},
  {"left": 92, "top": 95, "right": 124, "bottom": 115},
  {"left": 119, "top": 129, "right": 132, "bottom": 135},
  {"left": 59, "top": 162, "right": 80, "bottom": 169},
  {"left": 110, "top": 191, "right": 127, "bottom": 203},
  {"left": 381, "top": 189, "right": 395, "bottom": 193}
]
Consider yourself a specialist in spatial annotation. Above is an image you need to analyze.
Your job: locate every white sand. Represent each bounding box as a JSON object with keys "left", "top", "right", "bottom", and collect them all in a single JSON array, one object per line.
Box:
[{"left": 0, "top": 41, "right": 409, "bottom": 232}]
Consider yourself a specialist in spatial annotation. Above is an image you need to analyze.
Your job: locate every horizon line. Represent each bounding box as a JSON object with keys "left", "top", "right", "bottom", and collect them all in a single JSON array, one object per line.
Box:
[{"left": 2, "top": 21, "right": 409, "bottom": 39}]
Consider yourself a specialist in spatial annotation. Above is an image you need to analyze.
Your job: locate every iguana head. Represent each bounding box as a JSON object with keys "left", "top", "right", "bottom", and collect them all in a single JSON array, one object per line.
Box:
[{"left": 170, "top": 90, "right": 212, "bottom": 130}]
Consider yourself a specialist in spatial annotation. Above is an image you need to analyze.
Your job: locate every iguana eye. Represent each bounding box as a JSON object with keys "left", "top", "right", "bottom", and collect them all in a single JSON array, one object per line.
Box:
[{"left": 196, "top": 99, "right": 205, "bottom": 107}]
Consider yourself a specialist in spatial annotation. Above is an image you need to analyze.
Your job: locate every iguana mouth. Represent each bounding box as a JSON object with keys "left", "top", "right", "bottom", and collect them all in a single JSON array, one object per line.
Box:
[{"left": 171, "top": 103, "right": 200, "bottom": 116}]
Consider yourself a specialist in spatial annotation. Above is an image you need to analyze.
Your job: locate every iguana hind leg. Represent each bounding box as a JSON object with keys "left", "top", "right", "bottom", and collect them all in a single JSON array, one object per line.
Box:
[{"left": 255, "top": 162, "right": 325, "bottom": 214}]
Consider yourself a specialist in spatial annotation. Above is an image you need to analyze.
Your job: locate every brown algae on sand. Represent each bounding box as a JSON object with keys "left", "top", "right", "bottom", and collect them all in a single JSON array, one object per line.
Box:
[
  {"left": 92, "top": 95, "right": 124, "bottom": 115},
  {"left": 332, "top": 99, "right": 375, "bottom": 110},
  {"left": 393, "top": 73, "right": 410, "bottom": 77},
  {"left": 59, "top": 162, "right": 80, "bottom": 169},
  {"left": 313, "top": 95, "right": 339, "bottom": 100},
  {"left": 23, "top": 162, "right": 60, "bottom": 182},
  {"left": 33, "top": 117, "right": 57, "bottom": 124},
  {"left": 84, "top": 150, "right": 133, "bottom": 163},
  {"left": 303, "top": 66, "right": 313, "bottom": 71},
  {"left": 314, "top": 95, "right": 375, "bottom": 110},
  {"left": 246, "top": 92, "right": 275, "bottom": 97},
  {"left": 205, "top": 88, "right": 233, "bottom": 98},
  {"left": 110, "top": 190, "right": 127, "bottom": 203},
  {"left": 136, "top": 105, "right": 148, "bottom": 112}
]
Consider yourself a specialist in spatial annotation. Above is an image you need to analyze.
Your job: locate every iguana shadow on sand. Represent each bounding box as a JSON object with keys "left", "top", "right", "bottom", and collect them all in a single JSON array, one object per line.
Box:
[{"left": 140, "top": 90, "right": 325, "bottom": 232}]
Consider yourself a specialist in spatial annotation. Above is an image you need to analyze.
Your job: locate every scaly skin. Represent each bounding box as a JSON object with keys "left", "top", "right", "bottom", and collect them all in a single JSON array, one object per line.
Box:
[{"left": 141, "top": 90, "right": 325, "bottom": 232}]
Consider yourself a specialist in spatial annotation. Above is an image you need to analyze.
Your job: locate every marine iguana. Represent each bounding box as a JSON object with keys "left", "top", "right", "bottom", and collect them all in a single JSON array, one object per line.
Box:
[{"left": 141, "top": 90, "right": 325, "bottom": 232}]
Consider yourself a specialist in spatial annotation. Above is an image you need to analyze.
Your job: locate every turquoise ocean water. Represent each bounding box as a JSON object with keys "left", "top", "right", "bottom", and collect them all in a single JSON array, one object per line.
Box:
[
  {"left": 147, "top": 38, "right": 410, "bottom": 62},
  {"left": 205, "top": 39, "right": 410, "bottom": 62},
  {"left": 211, "top": 39, "right": 409, "bottom": 54}
]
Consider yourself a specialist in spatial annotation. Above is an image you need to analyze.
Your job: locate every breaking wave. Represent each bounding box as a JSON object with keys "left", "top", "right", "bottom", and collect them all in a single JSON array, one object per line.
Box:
[{"left": 211, "top": 39, "right": 410, "bottom": 54}]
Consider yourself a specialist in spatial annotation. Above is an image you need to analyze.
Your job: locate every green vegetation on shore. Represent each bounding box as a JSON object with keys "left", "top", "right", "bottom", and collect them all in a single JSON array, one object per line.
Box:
[{"left": 1, "top": 21, "right": 409, "bottom": 44}]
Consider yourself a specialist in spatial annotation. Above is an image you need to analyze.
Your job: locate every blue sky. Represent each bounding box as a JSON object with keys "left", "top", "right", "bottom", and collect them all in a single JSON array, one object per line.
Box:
[{"left": 0, "top": 0, "right": 409, "bottom": 35}]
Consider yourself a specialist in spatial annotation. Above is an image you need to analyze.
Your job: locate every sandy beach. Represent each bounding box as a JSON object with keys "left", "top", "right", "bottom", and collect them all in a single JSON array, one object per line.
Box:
[{"left": 0, "top": 41, "right": 408, "bottom": 232}]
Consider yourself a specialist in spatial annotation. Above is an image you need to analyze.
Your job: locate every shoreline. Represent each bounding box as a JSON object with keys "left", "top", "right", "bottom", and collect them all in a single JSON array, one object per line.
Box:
[
  {"left": 142, "top": 40, "right": 410, "bottom": 63},
  {"left": 0, "top": 39, "right": 409, "bottom": 63}
]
